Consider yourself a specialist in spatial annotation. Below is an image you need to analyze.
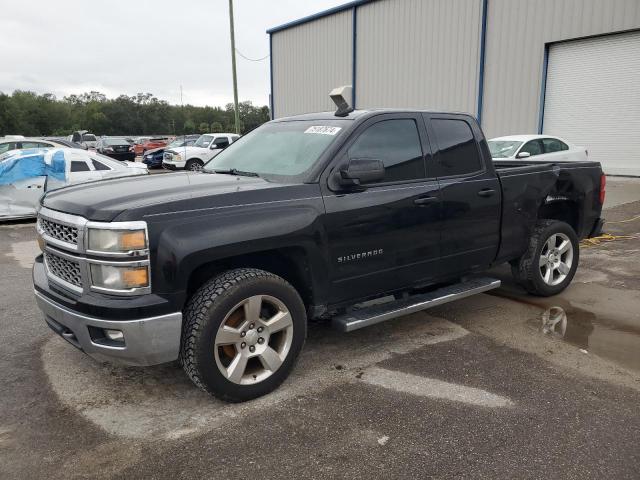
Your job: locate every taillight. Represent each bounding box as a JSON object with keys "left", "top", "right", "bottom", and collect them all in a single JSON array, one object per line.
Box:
[{"left": 599, "top": 174, "right": 606, "bottom": 204}]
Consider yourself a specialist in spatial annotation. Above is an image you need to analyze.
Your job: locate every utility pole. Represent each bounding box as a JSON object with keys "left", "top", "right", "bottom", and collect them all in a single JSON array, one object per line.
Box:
[{"left": 228, "top": 0, "right": 241, "bottom": 135}]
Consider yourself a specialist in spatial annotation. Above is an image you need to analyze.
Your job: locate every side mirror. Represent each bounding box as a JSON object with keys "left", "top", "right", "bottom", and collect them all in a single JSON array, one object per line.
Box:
[
  {"left": 517, "top": 151, "right": 531, "bottom": 159},
  {"left": 333, "top": 158, "right": 385, "bottom": 189}
]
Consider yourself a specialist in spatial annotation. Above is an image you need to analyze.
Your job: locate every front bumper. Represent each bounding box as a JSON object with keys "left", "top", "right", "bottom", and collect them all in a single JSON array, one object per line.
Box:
[
  {"left": 162, "top": 160, "right": 186, "bottom": 170},
  {"left": 143, "top": 156, "right": 163, "bottom": 167},
  {"left": 35, "top": 290, "right": 182, "bottom": 366}
]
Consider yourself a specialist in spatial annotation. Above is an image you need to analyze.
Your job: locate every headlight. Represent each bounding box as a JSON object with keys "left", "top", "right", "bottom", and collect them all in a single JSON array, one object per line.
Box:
[
  {"left": 88, "top": 227, "right": 147, "bottom": 253},
  {"left": 90, "top": 263, "right": 150, "bottom": 291}
]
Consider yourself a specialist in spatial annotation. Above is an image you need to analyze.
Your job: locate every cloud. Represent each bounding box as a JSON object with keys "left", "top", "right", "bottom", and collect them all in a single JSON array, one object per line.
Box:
[{"left": 0, "top": 0, "right": 346, "bottom": 107}]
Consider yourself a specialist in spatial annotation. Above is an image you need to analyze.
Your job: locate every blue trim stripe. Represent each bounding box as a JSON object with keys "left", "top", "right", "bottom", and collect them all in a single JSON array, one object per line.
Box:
[
  {"left": 351, "top": 6, "right": 358, "bottom": 108},
  {"left": 267, "top": 0, "right": 372, "bottom": 34},
  {"left": 269, "top": 33, "right": 274, "bottom": 119},
  {"left": 476, "top": 0, "right": 488, "bottom": 125},
  {"left": 538, "top": 44, "right": 549, "bottom": 134}
]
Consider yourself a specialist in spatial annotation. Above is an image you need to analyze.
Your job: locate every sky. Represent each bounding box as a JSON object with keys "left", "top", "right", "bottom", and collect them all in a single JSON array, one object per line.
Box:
[{"left": 0, "top": 0, "right": 348, "bottom": 107}]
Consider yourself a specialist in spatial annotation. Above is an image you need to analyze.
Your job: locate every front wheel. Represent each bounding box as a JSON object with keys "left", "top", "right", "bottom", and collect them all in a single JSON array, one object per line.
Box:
[
  {"left": 180, "top": 268, "right": 307, "bottom": 402},
  {"left": 185, "top": 159, "right": 204, "bottom": 171},
  {"left": 511, "top": 220, "right": 579, "bottom": 296}
]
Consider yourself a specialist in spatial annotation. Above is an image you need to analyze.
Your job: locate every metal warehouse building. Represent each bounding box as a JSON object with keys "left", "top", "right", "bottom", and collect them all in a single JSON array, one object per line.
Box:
[{"left": 267, "top": 0, "right": 640, "bottom": 176}]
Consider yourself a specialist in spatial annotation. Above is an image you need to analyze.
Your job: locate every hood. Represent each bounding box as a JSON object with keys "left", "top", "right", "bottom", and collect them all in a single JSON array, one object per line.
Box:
[
  {"left": 41, "top": 171, "right": 291, "bottom": 222},
  {"left": 171, "top": 146, "right": 210, "bottom": 156},
  {"left": 145, "top": 146, "right": 166, "bottom": 155}
]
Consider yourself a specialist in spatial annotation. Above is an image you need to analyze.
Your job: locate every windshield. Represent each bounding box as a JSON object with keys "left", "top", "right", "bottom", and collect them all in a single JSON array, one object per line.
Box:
[
  {"left": 167, "top": 139, "right": 186, "bottom": 148},
  {"left": 203, "top": 120, "right": 347, "bottom": 179},
  {"left": 82, "top": 134, "right": 97, "bottom": 142},
  {"left": 488, "top": 140, "right": 522, "bottom": 158},
  {"left": 194, "top": 135, "right": 213, "bottom": 148}
]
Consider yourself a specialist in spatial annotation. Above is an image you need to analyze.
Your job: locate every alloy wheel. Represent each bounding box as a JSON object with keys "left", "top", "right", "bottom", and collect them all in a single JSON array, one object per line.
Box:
[{"left": 213, "top": 295, "right": 294, "bottom": 385}]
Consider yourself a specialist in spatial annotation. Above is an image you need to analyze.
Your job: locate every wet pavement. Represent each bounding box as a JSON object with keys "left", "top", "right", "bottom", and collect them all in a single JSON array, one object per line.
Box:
[{"left": 1, "top": 182, "right": 639, "bottom": 479}]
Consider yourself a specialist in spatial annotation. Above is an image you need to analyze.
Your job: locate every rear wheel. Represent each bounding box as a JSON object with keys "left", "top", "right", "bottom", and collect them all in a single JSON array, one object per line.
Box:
[
  {"left": 511, "top": 220, "right": 579, "bottom": 296},
  {"left": 180, "top": 268, "right": 307, "bottom": 402},
  {"left": 185, "top": 159, "right": 204, "bottom": 172}
]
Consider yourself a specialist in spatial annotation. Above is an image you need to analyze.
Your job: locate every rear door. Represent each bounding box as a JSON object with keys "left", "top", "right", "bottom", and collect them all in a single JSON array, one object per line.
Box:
[
  {"left": 517, "top": 139, "right": 545, "bottom": 160},
  {"left": 322, "top": 113, "right": 442, "bottom": 303},
  {"left": 68, "top": 156, "right": 98, "bottom": 184},
  {"left": 424, "top": 114, "right": 501, "bottom": 277},
  {"left": 541, "top": 137, "right": 571, "bottom": 162}
]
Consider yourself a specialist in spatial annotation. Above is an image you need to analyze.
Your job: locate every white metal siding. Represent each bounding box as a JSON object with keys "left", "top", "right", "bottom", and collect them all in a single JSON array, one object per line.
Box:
[
  {"left": 356, "top": 0, "right": 482, "bottom": 114},
  {"left": 543, "top": 32, "right": 640, "bottom": 176},
  {"left": 271, "top": 10, "right": 353, "bottom": 118},
  {"left": 482, "top": 0, "right": 640, "bottom": 139}
]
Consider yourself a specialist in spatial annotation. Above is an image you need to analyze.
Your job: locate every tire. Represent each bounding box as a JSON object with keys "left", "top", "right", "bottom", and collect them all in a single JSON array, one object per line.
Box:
[
  {"left": 185, "top": 159, "right": 204, "bottom": 172},
  {"left": 511, "top": 220, "right": 579, "bottom": 297},
  {"left": 180, "top": 268, "right": 307, "bottom": 402}
]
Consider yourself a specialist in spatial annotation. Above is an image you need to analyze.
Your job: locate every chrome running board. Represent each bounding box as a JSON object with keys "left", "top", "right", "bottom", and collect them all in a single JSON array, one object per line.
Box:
[{"left": 332, "top": 277, "right": 501, "bottom": 332}]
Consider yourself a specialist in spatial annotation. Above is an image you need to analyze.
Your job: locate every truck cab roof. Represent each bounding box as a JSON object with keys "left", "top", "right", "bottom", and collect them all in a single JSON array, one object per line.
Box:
[{"left": 274, "top": 109, "right": 476, "bottom": 123}]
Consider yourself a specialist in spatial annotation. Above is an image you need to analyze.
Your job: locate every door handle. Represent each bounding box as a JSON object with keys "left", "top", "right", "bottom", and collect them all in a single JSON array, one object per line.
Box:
[
  {"left": 477, "top": 188, "right": 495, "bottom": 198},
  {"left": 414, "top": 196, "right": 438, "bottom": 206}
]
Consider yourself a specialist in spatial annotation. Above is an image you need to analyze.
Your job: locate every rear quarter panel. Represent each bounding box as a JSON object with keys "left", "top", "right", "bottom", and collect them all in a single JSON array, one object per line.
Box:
[{"left": 494, "top": 160, "right": 602, "bottom": 263}]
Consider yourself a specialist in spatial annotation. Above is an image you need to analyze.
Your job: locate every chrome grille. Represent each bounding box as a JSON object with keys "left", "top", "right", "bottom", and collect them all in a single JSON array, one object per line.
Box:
[
  {"left": 44, "top": 251, "right": 82, "bottom": 288},
  {"left": 39, "top": 218, "right": 79, "bottom": 245},
  {"left": 163, "top": 152, "right": 173, "bottom": 161}
]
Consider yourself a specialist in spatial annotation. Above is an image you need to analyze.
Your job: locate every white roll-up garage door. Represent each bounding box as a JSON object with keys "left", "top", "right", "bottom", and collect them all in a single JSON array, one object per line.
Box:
[{"left": 543, "top": 31, "right": 640, "bottom": 176}]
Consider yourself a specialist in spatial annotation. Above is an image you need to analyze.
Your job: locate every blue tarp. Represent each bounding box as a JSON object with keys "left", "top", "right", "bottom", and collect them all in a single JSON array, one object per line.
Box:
[{"left": 0, "top": 149, "right": 67, "bottom": 186}]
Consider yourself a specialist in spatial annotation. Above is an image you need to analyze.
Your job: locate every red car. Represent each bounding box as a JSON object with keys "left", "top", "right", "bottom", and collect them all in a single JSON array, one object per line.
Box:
[{"left": 133, "top": 137, "right": 170, "bottom": 156}]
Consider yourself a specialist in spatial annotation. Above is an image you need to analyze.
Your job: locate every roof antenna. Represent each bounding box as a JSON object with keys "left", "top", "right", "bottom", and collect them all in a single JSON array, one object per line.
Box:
[{"left": 330, "top": 85, "right": 354, "bottom": 117}]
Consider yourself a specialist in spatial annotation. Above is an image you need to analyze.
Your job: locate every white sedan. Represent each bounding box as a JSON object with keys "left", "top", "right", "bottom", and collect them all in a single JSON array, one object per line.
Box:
[
  {"left": 0, "top": 148, "right": 147, "bottom": 220},
  {"left": 488, "top": 135, "right": 588, "bottom": 162}
]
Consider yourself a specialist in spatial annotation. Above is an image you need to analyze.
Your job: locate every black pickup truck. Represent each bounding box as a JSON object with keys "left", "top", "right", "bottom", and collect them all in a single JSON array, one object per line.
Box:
[{"left": 33, "top": 108, "right": 605, "bottom": 401}]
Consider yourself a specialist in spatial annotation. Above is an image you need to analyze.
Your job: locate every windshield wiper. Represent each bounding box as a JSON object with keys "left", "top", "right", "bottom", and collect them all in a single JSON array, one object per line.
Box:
[{"left": 212, "top": 168, "right": 259, "bottom": 177}]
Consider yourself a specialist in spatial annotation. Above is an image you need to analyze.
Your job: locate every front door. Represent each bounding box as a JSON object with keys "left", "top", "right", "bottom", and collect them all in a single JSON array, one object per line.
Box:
[
  {"left": 424, "top": 114, "right": 501, "bottom": 278},
  {"left": 321, "top": 113, "right": 442, "bottom": 304}
]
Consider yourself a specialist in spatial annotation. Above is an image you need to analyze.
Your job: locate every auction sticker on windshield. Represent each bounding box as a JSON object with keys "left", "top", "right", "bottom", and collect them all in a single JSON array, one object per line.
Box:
[{"left": 304, "top": 126, "right": 342, "bottom": 135}]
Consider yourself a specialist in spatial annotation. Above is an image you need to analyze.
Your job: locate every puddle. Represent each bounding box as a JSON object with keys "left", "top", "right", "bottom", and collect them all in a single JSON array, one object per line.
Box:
[{"left": 491, "top": 291, "right": 640, "bottom": 374}]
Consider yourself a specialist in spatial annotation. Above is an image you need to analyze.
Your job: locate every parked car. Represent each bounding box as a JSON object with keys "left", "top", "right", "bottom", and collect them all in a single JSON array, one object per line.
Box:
[
  {"left": 0, "top": 137, "right": 85, "bottom": 155},
  {"left": 33, "top": 104, "right": 605, "bottom": 402},
  {"left": 488, "top": 135, "right": 588, "bottom": 162},
  {"left": 42, "top": 138, "right": 88, "bottom": 150},
  {"left": 95, "top": 137, "right": 135, "bottom": 161},
  {"left": 162, "top": 133, "right": 239, "bottom": 171},
  {"left": 1, "top": 148, "right": 147, "bottom": 220},
  {"left": 143, "top": 135, "right": 200, "bottom": 169},
  {"left": 68, "top": 130, "right": 98, "bottom": 149},
  {"left": 133, "top": 137, "right": 170, "bottom": 156}
]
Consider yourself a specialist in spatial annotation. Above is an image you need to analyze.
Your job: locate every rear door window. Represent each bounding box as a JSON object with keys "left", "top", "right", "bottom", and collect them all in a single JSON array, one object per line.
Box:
[
  {"left": 347, "top": 118, "right": 425, "bottom": 184},
  {"left": 92, "top": 160, "right": 111, "bottom": 171},
  {"left": 542, "top": 138, "right": 568, "bottom": 153},
  {"left": 520, "top": 139, "right": 544, "bottom": 156},
  {"left": 430, "top": 118, "right": 482, "bottom": 177}
]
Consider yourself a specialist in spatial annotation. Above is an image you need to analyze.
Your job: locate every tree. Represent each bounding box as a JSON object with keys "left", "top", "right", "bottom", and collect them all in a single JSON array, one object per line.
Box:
[
  {"left": 0, "top": 90, "right": 270, "bottom": 137},
  {"left": 183, "top": 119, "right": 196, "bottom": 134}
]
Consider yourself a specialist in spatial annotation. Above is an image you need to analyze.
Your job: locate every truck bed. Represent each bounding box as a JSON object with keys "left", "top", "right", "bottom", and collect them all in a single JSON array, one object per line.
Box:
[{"left": 492, "top": 159, "right": 603, "bottom": 264}]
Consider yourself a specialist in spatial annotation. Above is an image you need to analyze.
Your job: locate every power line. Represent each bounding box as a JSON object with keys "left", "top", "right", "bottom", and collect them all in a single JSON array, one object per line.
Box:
[{"left": 235, "top": 48, "right": 270, "bottom": 62}]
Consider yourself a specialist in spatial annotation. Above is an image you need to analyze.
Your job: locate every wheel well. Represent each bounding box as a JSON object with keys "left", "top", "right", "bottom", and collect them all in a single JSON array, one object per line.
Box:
[
  {"left": 186, "top": 247, "right": 314, "bottom": 308},
  {"left": 538, "top": 201, "right": 580, "bottom": 234}
]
